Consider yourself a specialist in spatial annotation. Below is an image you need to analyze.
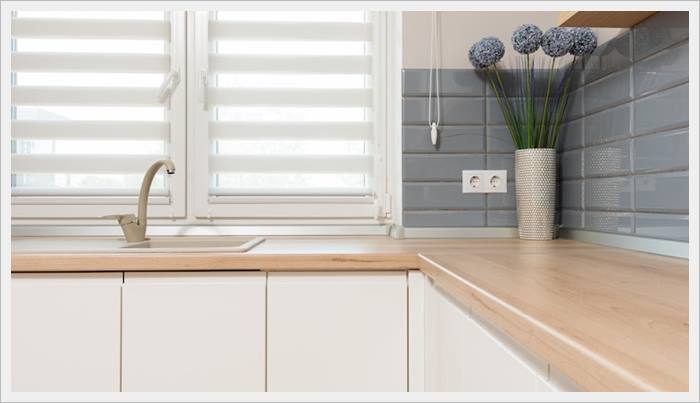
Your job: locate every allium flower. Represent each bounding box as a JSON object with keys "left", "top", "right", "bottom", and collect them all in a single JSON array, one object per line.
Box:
[
  {"left": 541, "top": 27, "right": 574, "bottom": 57},
  {"left": 569, "top": 27, "right": 597, "bottom": 56},
  {"left": 511, "top": 24, "right": 542, "bottom": 54},
  {"left": 468, "top": 37, "right": 505, "bottom": 69},
  {"left": 468, "top": 42, "right": 488, "bottom": 69}
]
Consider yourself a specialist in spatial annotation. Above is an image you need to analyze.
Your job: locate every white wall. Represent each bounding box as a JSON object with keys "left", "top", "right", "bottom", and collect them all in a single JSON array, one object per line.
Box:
[{"left": 403, "top": 11, "right": 625, "bottom": 69}]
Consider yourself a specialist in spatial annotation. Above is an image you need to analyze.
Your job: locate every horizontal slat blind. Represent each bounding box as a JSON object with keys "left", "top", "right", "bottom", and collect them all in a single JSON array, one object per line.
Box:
[
  {"left": 206, "top": 11, "right": 378, "bottom": 204},
  {"left": 209, "top": 55, "right": 372, "bottom": 74},
  {"left": 11, "top": 18, "right": 170, "bottom": 40},
  {"left": 209, "top": 21, "right": 372, "bottom": 41},
  {"left": 12, "top": 52, "right": 170, "bottom": 73},
  {"left": 11, "top": 11, "right": 176, "bottom": 200}
]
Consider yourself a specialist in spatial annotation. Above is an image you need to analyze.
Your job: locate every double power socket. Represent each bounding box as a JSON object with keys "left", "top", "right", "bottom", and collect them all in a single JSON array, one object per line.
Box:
[{"left": 462, "top": 170, "right": 508, "bottom": 194}]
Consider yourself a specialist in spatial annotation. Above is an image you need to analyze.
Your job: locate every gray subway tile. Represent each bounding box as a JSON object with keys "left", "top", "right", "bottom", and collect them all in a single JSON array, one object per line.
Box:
[
  {"left": 486, "top": 97, "right": 545, "bottom": 125},
  {"left": 565, "top": 87, "right": 584, "bottom": 121},
  {"left": 635, "top": 171, "right": 688, "bottom": 212},
  {"left": 634, "top": 41, "right": 688, "bottom": 97},
  {"left": 584, "top": 177, "right": 633, "bottom": 211},
  {"left": 584, "top": 68, "right": 632, "bottom": 114},
  {"left": 633, "top": 128, "right": 688, "bottom": 172},
  {"left": 561, "top": 209, "right": 584, "bottom": 229},
  {"left": 403, "top": 154, "right": 485, "bottom": 181},
  {"left": 403, "top": 182, "right": 485, "bottom": 209},
  {"left": 403, "top": 97, "right": 484, "bottom": 125},
  {"left": 402, "top": 69, "right": 484, "bottom": 97},
  {"left": 403, "top": 210, "right": 486, "bottom": 227},
  {"left": 584, "top": 211, "right": 634, "bottom": 234},
  {"left": 561, "top": 180, "right": 583, "bottom": 209},
  {"left": 584, "top": 103, "right": 632, "bottom": 146},
  {"left": 633, "top": 11, "right": 689, "bottom": 61},
  {"left": 486, "top": 210, "right": 517, "bottom": 227},
  {"left": 403, "top": 125, "right": 485, "bottom": 153},
  {"left": 560, "top": 149, "right": 583, "bottom": 179},
  {"left": 487, "top": 181, "right": 515, "bottom": 209},
  {"left": 635, "top": 212, "right": 688, "bottom": 241},
  {"left": 557, "top": 118, "right": 583, "bottom": 151},
  {"left": 486, "top": 126, "right": 516, "bottom": 153},
  {"left": 583, "top": 31, "right": 632, "bottom": 84},
  {"left": 584, "top": 140, "right": 631, "bottom": 177},
  {"left": 633, "top": 83, "right": 688, "bottom": 135},
  {"left": 487, "top": 154, "right": 514, "bottom": 180}
]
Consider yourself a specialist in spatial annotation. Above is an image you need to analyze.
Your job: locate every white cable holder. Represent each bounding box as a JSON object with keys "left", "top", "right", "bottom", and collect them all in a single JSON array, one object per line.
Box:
[
  {"left": 158, "top": 69, "right": 181, "bottom": 107},
  {"left": 427, "top": 11, "right": 441, "bottom": 147}
]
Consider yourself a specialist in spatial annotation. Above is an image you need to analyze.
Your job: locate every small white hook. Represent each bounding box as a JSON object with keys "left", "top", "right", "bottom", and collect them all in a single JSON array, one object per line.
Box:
[{"left": 430, "top": 122, "right": 439, "bottom": 146}]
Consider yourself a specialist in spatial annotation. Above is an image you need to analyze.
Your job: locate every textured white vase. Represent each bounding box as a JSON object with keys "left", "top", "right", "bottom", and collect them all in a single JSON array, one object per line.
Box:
[{"left": 515, "top": 148, "right": 557, "bottom": 240}]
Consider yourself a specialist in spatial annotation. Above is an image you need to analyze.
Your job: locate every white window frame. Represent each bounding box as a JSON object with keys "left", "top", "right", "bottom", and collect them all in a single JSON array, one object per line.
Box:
[
  {"left": 10, "top": 11, "right": 187, "bottom": 219},
  {"left": 189, "top": 11, "right": 392, "bottom": 222}
]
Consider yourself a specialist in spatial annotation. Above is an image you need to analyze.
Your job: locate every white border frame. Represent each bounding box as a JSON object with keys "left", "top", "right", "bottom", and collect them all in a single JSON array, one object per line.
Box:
[{"left": 10, "top": 11, "right": 187, "bottom": 219}]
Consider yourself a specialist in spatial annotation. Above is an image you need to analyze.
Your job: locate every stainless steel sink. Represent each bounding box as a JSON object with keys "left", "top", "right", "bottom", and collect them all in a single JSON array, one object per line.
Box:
[{"left": 120, "top": 236, "right": 265, "bottom": 253}]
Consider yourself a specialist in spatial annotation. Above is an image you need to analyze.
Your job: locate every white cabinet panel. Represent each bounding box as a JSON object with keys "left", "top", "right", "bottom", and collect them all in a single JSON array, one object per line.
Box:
[
  {"left": 122, "top": 272, "right": 266, "bottom": 391},
  {"left": 267, "top": 271, "right": 407, "bottom": 391},
  {"left": 12, "top": 273, "right": 121, "bottom": 392},
  {"left": 425, "top": 279, "right": 547, "bottom": 392}
]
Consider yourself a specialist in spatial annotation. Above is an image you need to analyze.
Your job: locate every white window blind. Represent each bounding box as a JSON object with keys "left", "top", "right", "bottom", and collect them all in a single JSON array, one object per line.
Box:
[
  {"left": 193, "top": 11, "right": 388, "bottom": 219},
  {"left": 10, "top": 11, "right": 186, "bottom": 218}
]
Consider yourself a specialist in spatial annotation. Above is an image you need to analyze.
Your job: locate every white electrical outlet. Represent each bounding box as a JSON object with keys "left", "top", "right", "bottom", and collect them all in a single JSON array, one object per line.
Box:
[{"left": 462, "top": 170, "right": 508, "bottom": 193}]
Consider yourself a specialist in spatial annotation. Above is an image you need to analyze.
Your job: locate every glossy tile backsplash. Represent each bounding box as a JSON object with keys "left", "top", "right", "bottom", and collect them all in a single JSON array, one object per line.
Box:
[
  {"left": 559, "top": 11, "right": 689, "bottom": 241},
  {"left": 401, "top": 69, "right": 518, "bottom": 227}
]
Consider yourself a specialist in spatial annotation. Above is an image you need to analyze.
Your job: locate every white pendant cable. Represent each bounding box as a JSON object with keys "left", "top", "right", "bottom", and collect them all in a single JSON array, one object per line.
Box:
[{"left": 427, "top": 11, "right": 441, "bottom": 146}]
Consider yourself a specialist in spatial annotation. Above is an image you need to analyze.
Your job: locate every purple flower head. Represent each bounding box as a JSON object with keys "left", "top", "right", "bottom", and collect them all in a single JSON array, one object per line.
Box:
[
  {"left": 541, "top": 27, "right": 573, "bottom": 57},
  {"left": 511, "top": 24, "right": 542, "bottom": 54},
  {"left": 468, "top": 37, "right": 505, "bottom": 69},
  {"left": 569, "top": 27, "right": 597, "bottom": 56}
]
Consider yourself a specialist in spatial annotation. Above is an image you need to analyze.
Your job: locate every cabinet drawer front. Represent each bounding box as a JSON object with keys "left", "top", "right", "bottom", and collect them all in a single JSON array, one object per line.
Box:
[
  {"left": 12, "top": 273, "right": 122, "bottom": 392},
  {"left": 122, "top": 272, "right": 266, "bottom": 392},
  {"left": 267, "top": 271, "right": 408, "bottom": 392}
]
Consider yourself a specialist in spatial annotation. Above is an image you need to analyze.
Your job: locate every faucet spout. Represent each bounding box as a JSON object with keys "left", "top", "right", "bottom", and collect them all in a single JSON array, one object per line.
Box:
[{"left": 107, "top": 159, "right": 175, "bottom": 242}]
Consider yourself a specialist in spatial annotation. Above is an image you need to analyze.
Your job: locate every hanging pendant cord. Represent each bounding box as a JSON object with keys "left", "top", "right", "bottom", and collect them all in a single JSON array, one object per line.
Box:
[{"left": 427, "top": 11, "right": 441, "bottom": 128}]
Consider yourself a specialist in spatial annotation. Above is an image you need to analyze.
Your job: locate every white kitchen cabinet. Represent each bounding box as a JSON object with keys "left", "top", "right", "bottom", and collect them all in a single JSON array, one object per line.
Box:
[
  {"left": 267, "top": 271, "right": 407, "bottom": 391},
  {"left": 424, "top": 277, "right": 549, "bottom": 392},
  {"left": 11, "top": 273, "right": 122, "bottom": 392},
  {"left": 121, "top": 272, "right": 266, "bottom": 392}
]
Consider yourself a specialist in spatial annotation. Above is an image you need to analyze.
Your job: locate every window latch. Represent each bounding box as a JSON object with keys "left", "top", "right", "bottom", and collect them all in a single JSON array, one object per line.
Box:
[
  {"left": 158, "top": 69, "right": 181, "bottom": 106},
  {"left": 199, "top": 70, "right": 209, "bottom": 110}
]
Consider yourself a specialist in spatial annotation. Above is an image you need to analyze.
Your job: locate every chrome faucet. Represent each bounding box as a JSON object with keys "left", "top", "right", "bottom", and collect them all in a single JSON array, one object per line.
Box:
[{"left": 105, "top": 159, "right": 176, "bottom": 242}]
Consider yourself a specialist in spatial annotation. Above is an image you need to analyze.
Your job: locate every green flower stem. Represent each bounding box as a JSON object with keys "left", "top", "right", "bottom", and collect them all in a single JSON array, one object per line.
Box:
[
  {"left": 549, "top": 56, "right": 578, "bottom": 148},
  {"left": 537, "top": 57, "right": 556, "bottom": 147},
  {"left": 492, "top": 65, "right": 523, "bottom": 146},
  {"left": 486, "top": 69, "right": 522, "bottom": 148}
]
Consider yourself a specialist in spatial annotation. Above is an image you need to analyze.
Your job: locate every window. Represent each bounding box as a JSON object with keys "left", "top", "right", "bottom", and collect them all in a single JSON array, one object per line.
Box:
[
  {"left": 10, "top": 11, "right": 186, "bottom": 218},
  {"left": 191, "top": 11, "right": 389, "bottom": 219},
  {"left": 10, "top": 9, "right": 394, "bottom": 223}
]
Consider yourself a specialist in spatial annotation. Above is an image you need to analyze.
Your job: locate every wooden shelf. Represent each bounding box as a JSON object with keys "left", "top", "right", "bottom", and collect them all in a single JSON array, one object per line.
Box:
[{"left": 558, "top": 11, "right": 657, "bottom": 27}]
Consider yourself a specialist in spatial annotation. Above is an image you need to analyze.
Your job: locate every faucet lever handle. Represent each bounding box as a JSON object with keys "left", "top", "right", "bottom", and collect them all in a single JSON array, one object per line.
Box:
[{"left": 101, "top": 214, "right": 137, "bottom": 225}]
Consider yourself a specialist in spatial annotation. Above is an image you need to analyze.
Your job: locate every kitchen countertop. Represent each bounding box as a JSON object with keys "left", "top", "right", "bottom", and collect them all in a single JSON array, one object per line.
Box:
[{"left": 11, "top": 236, "right": 689, "bottom": 392}]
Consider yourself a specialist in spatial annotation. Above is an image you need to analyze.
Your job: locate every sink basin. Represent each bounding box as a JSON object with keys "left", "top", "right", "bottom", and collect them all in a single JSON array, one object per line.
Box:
[{"left": 120, "top": 236, "right": 264, "bottom": 253}]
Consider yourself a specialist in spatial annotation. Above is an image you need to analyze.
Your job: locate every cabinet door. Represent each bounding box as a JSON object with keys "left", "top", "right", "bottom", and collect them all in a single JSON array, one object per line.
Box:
[
  {"left": 12, "top": 273, "right": 121, "bottom": 392},
  {"left": 122, "top": 272, "right": 266, "bottom": 391},
  {"left": 425, "top": 280, "right": 546, "bottom": 391},
  {"left": 267, "top": 271, "right": 407, "bottom": 392}
]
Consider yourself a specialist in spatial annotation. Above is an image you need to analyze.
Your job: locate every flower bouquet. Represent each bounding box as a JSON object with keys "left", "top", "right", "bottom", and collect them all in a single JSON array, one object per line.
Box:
[{"left": 468, "top": 25, "right": 597, "bottom": 240}]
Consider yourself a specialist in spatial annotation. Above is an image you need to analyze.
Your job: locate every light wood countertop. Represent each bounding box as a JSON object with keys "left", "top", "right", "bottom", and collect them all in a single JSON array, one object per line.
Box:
[{"left": 11, "top": 236, "right": 689, "bottom": 392}]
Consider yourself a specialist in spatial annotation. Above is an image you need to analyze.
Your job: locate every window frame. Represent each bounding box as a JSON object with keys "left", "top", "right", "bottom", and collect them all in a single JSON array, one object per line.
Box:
[
  {"left": 189, "top": 11, "right": 391, "bottom": 221},
  {"left": 10, "top": 11, "right": 188, "bottom": 219}
]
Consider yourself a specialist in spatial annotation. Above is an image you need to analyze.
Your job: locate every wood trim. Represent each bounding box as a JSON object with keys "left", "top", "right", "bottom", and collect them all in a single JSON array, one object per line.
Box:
[{"left": 558, "top": 11, "right": 657, "bottom": 28}]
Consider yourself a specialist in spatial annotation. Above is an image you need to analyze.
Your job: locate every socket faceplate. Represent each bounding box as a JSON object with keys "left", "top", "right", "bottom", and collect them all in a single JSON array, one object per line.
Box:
[{"left": 462, "top": 170, "right": 508, "bottom": 193}]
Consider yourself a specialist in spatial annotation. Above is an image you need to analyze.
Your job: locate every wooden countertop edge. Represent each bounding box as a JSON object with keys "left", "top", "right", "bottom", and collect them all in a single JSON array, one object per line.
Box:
[
  {"left": 418, "top": 253, "right": 676, "bottom": 392},
  {"left": 10, "top": 252, "right": 420, "bottom": 272}
]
